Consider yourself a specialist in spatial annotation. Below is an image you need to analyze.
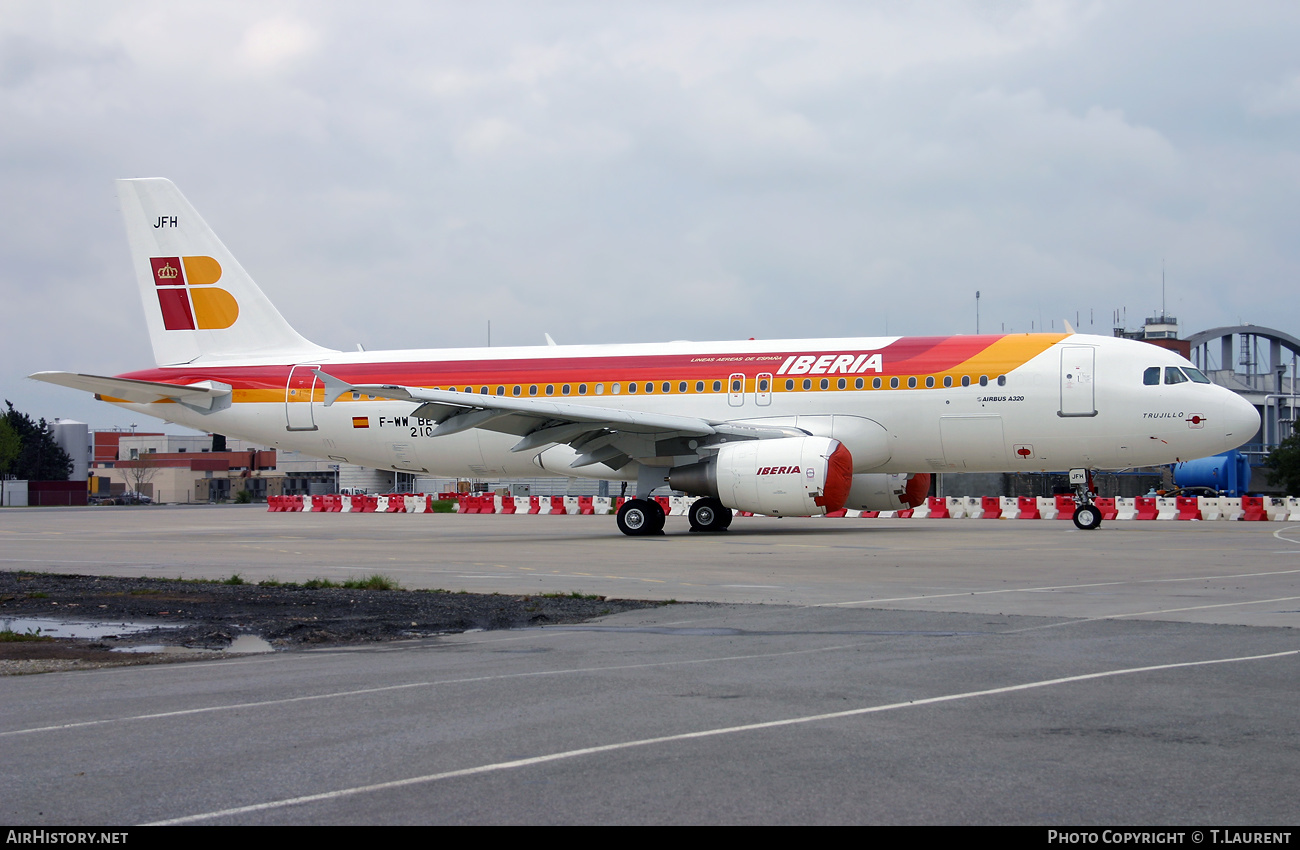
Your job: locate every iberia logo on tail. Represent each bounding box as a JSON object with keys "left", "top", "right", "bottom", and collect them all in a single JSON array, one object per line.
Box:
[{"left": 150, "top": 256, "right": 239, "bottom": 330}]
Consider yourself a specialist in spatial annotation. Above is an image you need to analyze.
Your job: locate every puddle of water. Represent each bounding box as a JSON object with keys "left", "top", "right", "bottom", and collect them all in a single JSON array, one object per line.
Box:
[
  {"left": 227, "top": 634, "right": 274, "bottom": 654},
  {"left": 1, "top": 616, "right": 273, "bottom": 654},
  {"left": 1, "top": 616, "right": 180, "bottom": 641}
]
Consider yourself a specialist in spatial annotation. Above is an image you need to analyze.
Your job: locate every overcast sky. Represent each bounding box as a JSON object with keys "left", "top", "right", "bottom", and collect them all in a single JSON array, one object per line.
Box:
[{"left": 3, "top": 1, "right": 1298, "bottom": 431}]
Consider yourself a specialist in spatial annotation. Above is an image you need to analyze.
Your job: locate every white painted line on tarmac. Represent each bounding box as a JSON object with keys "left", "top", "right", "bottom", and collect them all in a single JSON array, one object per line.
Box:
[
  {"left": 0, "top": 641, "right": 878, "bottom": 739},
  {"left": 821, "top": 566, "right": 1300, "bottom": 607},
  {"left": 144, "top": 648, "right": 1300, "bottom": 825},
  {"left": 1005, "top": 595, "right": 1300, "bottom": 633}
]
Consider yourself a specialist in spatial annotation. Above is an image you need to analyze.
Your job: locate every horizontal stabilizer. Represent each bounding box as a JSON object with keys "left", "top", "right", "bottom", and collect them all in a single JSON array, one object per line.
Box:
[{"left": 29, "top": 371, "right": 231, "bottom": 410}]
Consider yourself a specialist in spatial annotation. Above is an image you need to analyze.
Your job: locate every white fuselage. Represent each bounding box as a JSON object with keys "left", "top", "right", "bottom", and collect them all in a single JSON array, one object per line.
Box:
[{"left": 110, "top": 332, "right": 1259, "bottom": 479}]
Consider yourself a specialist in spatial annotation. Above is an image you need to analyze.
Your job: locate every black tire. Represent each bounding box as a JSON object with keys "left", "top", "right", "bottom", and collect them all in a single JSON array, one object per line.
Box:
[
  {"left": 1072, "top": 503, "right": 1102, "bottom": 530},
  {"left": 647, "top": 498, "right": 666, "bottom": 533},
  {"left": 617, "top": 499, "right": 664, "bottom": 536},
  {"left": 689, "top": 497, "right": 732, "bottom": 532}
]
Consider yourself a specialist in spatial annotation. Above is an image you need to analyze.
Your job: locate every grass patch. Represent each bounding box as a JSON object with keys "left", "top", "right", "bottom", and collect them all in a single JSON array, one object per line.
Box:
[
  {"left": 341, "top": 574, "right": 401, "bottom": 591},
  {"left": 128, "top": 589, "right": 162, "bottom": 596},
  {"left": 25, "top": 592, "right": 48, "bottom": 599},
  {"left": 302, "top": 578, "right": 341, "bottom": 589},
  {"left": 429, "top": 499, "right": 457, "bottom": 513},
  {"left": 540, "top": 591, "right": 605, "bottom": 601},
  {"left": 0, "top": 629, "right": 53, "bottom": 643},
  {"left": 222, "top": 574, "right": 247, "bottom": 586}
]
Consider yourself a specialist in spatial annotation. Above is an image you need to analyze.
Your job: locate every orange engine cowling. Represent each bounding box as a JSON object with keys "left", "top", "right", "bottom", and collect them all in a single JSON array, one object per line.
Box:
[
  {"left": 667, "top": 436, "right": 854, "bottom": 516},
  {"left": 843, "top": 472, "right": 931, "bottom": 511}
]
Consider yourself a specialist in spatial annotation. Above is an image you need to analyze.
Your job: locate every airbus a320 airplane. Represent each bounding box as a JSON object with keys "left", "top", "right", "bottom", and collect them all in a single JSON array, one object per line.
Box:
[{"left": 33, "top": 179, "right": 1259, "bottom": 535}]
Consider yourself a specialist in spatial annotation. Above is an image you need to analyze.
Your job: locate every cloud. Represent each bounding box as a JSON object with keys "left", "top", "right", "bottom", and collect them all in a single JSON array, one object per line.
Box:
[{"left": 2, "top": 1, "right": 1299, "bottom": 429}]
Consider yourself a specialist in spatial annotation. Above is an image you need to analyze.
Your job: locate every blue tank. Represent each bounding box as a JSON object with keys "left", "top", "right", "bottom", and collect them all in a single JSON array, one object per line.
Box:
[{"left": 1173, "top": 450, "right": 1251, "bottom": 496}]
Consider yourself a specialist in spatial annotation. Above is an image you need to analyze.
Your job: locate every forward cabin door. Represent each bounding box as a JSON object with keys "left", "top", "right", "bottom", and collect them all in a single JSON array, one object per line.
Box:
[
  {"left": 285, "top": 364, "right": 321, "bottom": 431},
  {"left": 1059, "top": 346, "right": 1097, "bottom": 417}
]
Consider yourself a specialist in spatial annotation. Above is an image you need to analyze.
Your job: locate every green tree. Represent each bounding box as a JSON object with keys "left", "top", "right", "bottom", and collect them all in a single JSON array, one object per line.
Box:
[
  {"left": 1, "top": 401, "right": 72, "bottom": 481},
  {"left": 1264, "top": 431, "right": 1300, "bottom": 495},
  {"left": 0, "top": 418, "right": 19, "bottom": 477}
]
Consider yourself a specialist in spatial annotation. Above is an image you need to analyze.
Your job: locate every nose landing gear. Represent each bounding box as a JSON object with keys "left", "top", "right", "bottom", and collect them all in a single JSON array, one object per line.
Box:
[{"left": 1069, "top": 468, "right": 1103, "bottom": 530}]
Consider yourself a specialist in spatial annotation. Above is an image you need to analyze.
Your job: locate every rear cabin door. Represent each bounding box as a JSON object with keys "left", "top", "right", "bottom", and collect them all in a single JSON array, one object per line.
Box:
[{"left": 285, "top": 364, "right": 320, "bottom": 431}]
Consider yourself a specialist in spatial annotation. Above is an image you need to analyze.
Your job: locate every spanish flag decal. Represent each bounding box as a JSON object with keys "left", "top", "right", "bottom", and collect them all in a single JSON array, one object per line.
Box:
[{"left": 352, "top": 417, "right": 370, "bottom": 429}]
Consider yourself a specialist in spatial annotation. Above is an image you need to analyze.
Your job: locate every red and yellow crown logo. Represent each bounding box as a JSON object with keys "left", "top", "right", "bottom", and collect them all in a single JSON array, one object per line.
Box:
[{"left": 150, "top": 256, "right": 238, "bottom": 330}]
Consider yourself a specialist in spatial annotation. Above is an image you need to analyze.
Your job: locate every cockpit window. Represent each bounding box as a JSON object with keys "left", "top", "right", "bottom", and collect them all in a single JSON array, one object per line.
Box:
[
  {"left": 1143, "top": 367, "right": 1160, "bottom": 386},
  {"left": 1183, "top": 367, "right": 1211, "bottom": 384},
  {"left": 1164, "top": 366, "right": 1188, "bottom": 385}
]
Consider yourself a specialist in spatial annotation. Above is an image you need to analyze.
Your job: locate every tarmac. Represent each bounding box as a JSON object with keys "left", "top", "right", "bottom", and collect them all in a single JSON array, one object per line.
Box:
[{"left": 1, "top": 505, "right": 1297, "bottom": 824}]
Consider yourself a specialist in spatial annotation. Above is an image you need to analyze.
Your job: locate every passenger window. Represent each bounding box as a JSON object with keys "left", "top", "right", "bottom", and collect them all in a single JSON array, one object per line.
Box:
[
  {"left": 837, "top": 378, "right": 846, "bottom": 390},
  {"left": 679, "top": 382, "right": 687, "bottom": 393},
  {"left": 803, "top": 379, "right": 812, "bottom": 390},
  {"left": 820, "top": 378, "right": 830, "bottom": 390},
  {"left": 731, "top": 379, "right": 742, "bottom": 392},
  {"left": 943, "top": 376, "right": 952, "bottom": 388},
  {"left": 512, "top": 386, "right": 521, "bottom": 396},
  {"left": 695, "top": 381, "right": 704, "bottom": 393},
  {"left": 579, "top": 384, "right": 587, "bottom": 395},
  {"left": 462, "top": 386, "right": 471, "bottom": 394},
  {"left": 873, "top": 377, "right": 882, "bottom": 389},
  {"left": 961, "top": 376, "right": 970, "bottom": 387},
  {"left": 712, "top": 380, "right": 722, "bottom": 392},
  {"left": 907, "top": 376, "right": 917, "bottom": 389},
  {"left": 496, "top": 386, "right": 505, "bottom": 396},
  {"left": 529, "top": 385, "right": 538, "bottom": 396},
  {"left": 855, "top": 377, "right": 864, "bottom": 389},
  {"left": 611, "top": 383, "right": 620, "bottom": 394},
  {"left": 628, "top": 382, "right": 637, "bottom": 393},
  {"left": 480, "top": 386, "right": 488, "bottom": 394},
  {"left": 979, "top": 376, "right": 988, "bottom": 387},
  {"left": 890, "top": 377, "right": 899, "bottom": 389},
  {"left": 925, "top": 376, "right": 935, "bottom": 388},
  {"left": 997, "top": 375, "right": 1007, "bottom": 387},
  {"left": 1165, "top": 367, "right": 1188, "bottom": 385},
  {"left": 760, "top": 378, "right": 771, "bottom": 391},
  {"left": 1144, "top": 367, "right": 1160, "bottom": 386},
  {"left": 785, "top": 379, "right": 795, "bottom": 390},
  {"left": 562, "top": 384, "right": 570, "bottom": 395}
]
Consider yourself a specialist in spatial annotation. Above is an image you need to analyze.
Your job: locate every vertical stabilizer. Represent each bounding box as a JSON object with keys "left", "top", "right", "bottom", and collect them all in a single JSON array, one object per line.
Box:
[{"left": 117, "top": 178, "right": 332, "bottom": 366}]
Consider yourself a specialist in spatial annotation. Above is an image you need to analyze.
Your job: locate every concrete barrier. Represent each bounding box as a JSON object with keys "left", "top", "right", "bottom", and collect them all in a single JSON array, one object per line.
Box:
[{"left": 1175, "top": 496, "right": 1201, "bottom": 521}]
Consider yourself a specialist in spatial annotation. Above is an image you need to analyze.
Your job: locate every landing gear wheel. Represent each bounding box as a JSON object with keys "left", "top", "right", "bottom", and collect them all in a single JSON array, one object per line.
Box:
[
  {"left": 618, "top": 498, "right": 666, "bottom": 536},
  {"left": 688, "top": 497, "right": 733, "bottom": 533},
  {"left": 1073, "top": 503, "right": 1102, "bottom": 530}
]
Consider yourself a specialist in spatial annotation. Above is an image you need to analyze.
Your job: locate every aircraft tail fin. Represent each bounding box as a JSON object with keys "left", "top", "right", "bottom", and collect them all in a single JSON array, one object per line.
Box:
[{"left": 116, "top": 178, "right": 332, "bottom": 366}]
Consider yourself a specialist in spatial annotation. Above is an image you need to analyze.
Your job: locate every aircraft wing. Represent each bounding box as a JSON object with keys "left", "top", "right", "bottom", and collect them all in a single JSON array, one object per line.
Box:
[
  {"left": 29, "top": 371, "right": 233, "bottom": 410},
  {"left": 314, "top": 369, "right": 804, "bottom": 469}
]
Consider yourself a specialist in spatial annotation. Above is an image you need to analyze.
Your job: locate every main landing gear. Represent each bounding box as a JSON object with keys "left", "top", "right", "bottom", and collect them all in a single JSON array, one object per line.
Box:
[
  {"left": 616, "top": 498, "right": 666, "bottom": 537},
  {"left": 688, "top": 497, "right": 733, "bottom": 533},
  {"left": 1069, "top": 467, "right": 1103, "bottom": 531}
]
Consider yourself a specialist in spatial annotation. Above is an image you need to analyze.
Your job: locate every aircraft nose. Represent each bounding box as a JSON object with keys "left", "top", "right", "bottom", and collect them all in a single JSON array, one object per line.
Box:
[{"left": 1220, "top": 393, "right": 1260, "bottom": 451}]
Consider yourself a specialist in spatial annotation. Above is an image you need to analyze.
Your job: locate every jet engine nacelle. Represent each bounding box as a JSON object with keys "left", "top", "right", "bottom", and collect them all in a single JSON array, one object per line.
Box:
[
  {"left": 668, "top": 436, "right": 854, "bottom": 516},
  {"left": 842, "top": 472, "right": 931, "bottom": 511}
]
